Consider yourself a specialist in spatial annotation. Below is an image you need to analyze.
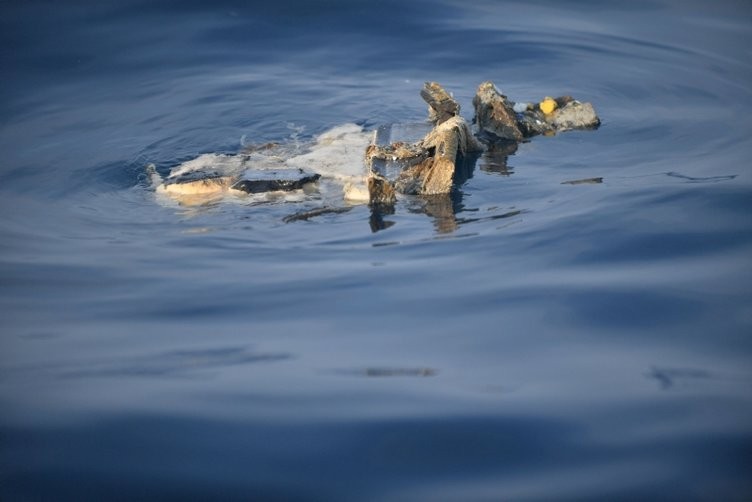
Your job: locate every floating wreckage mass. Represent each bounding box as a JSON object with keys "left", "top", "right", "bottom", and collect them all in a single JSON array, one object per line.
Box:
[{"left": 149, "top": 81, "right": 600, "bottom": 214}]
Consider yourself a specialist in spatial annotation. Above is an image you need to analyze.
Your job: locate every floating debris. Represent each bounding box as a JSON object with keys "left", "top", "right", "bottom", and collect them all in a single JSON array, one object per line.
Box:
[
  {"left": 231, "top": 170, "right": 321, "bottom": 194},
  {"left": 148, "top": 80, "right": 600, "bottom": 218},
  {"left": 561, "top": 177, "right": 604, "bottom": 185},
  {"left": 283, "top": 206, "right": 353, "bottom": 223}
]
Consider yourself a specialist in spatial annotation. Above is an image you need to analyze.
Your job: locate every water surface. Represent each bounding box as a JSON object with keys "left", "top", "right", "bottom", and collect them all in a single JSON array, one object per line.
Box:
[{"left": 1, "top": 0, "right": 752, "bottom": 499}]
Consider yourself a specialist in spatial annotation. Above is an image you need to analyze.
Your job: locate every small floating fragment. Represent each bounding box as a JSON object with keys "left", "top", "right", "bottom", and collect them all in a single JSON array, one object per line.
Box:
[
  {"left": 363, "top": 367, "right": 436, "bottom": 377},
  {"left": 282, "top": 206, "right": 352, "bottom": 223},
  {"left": 561, "top": 177, "right": 603, "bottom": 185}
]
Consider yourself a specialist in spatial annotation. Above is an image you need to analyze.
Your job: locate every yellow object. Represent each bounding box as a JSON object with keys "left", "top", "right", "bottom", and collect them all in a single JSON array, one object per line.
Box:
[{"left": 539, "top": 97, "right": 557, "bottom": 114}]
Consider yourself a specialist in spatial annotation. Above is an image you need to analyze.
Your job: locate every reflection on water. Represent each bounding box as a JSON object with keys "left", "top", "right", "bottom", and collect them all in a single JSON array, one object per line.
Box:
[
  {"left": 478, "top": 142, "right": 518, "bottom": 176},
  {"left": 418, "top": 194, "right": 462, "bottom": 234}
]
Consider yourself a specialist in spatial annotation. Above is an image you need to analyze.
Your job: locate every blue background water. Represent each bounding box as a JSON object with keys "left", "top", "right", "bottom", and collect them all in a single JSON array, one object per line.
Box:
[{"left": 2, "top": 0, "right": 752, "bottom": 499}]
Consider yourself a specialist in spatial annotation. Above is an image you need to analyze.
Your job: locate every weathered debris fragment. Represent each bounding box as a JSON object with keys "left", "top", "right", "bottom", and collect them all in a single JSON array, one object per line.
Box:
[
  {"left": 366, "top": 83, "right": 483, "bottom": 202},
  {"left": 473, "top": 81, "right": 524, "bottom": 143},
  {"left": 149, "top": 161, "right": 321, "bottom": 205},
  {"left": 367, "top": 174, "right": 397, "bottom": 205},
  {"left": 150, "top": 80, "right": 600, "bottom": 218},
  {"left": 365, "top": 141, "right": 429, "bottom": 173},
  {"left": 510, "top": 94, "right": 600, "bottom": 137},
  {"left": 363, "top": 80, "right": 599, "bottom": 204},
  {"left": 414, "top": 116, "right": 482, "bottom": 194},
  {"left": 231, "top": 170, "right": 321, "bottom": 194},
  {"left": 421, "top": 81, "right": 461, "bottom": 125}
]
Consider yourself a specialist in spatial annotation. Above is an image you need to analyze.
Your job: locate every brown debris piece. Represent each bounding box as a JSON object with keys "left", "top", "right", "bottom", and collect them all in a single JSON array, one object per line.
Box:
[
  {"left": 364, "top": 81, "right": 600, "bottom": 205},
  {"left": 419, "top": 116, "right": 481, "bottom": 195},
  {"left": 368, "top": 115, "right": 481, "bottom": 199},
  {"left": 472, "top": 81, "right": 523, "bottom": 143},
  {"left": 421, "top": 81, "right": 461, "bottom": 125},
  {"left": 366, "top": 83, "right": 482, "bottom": 201}
]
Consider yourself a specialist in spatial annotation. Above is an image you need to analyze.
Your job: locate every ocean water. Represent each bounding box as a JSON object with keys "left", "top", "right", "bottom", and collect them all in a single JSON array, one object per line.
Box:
[{"left": 1, "top": 0, "right": 752, "bottom": 500}]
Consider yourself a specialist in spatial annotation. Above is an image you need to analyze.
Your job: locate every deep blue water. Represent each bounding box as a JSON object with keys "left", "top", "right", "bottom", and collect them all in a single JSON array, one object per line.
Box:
[{"left": 2, "top": 0, "right": 752, "bottom": 500}]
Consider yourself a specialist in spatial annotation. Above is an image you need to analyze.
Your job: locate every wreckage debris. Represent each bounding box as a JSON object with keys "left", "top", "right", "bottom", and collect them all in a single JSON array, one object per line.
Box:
[
  {"left": 231, "top": 172, "right": 321, "bottom": 194},
  {"left": 149, "top": 162, "right": 322, "bottom": 204},
  {"left": 421, "top": 81, "right": 461, "bottom": 125},
  {"left": 365, "top": 80, "right": 600, "bottom": 205},
  {"left": 150, "top": 80, "right": 600, "bottom": 216},
  {"left": 516, "top": 95, "right": 600, "bottom": 137},
  {"left": 473, "top": 81, "right": 524, "bottom": 143},
  {"left": 366, "top": 82, "right": 483, "bottom": 201}
]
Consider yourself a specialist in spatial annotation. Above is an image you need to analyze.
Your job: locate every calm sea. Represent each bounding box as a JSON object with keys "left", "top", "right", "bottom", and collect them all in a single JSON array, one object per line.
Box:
[{"left": 1, "top": 0, "right": 751, "bottom": 499}]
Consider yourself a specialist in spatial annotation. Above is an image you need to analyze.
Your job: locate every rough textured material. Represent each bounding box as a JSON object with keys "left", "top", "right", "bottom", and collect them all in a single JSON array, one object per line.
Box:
[
  {"left": 419, "top": 116, "right": 480, "bottom": 194},
  {"left": 516, "top": 98, "right": 600, "bottom": 137},
  {"left": 472, "top": 81, "right": 523, "bottom": 143},
  {"left": 366, "top": 83, "right": 485, "bottom": 201},
  {"left": 551, "top": 101, "right": 600, "bottom": 131},
  {"left": 421, "top": 81, "right": 461, "bottom": 125},
  {"left": 516, "top": 108, "right": 553, "bottom": 137},
  {"left": 365, "top": 81, "right": 599, "bottom": 203},
  {"left": 152, "top": 80, "right": 600, "bottom": 210},
  {"left": 473, "top": 81, "right": 600, "bottom": 139},
  {"left": 367, "top": 175, "right": 396, "bottom": 205},
  {"left": 366, "top": 114, "right": 481, "bottom": 199}
]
